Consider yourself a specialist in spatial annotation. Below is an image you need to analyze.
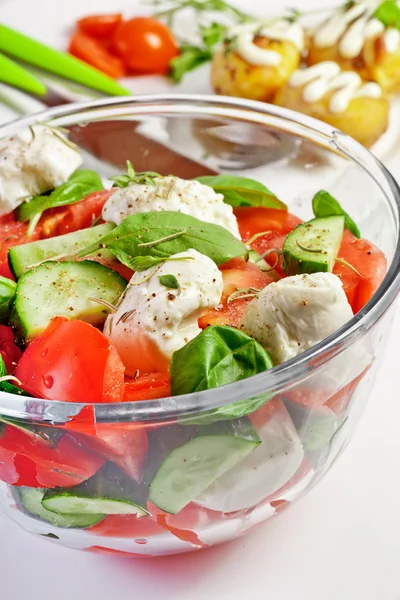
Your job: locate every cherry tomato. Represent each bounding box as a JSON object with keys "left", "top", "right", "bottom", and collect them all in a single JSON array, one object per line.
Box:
[
  {"left": 124, "top": 372, "right": 171, "bottom": 401},
  {"left": 15, "top": 318, "right": 125, "bottom": 403},
  {"left": 77, "top": 13, "right": 123, "bottom": 39},
  {"left": 0, "top": 424, "right": 104, "bottom": 488},
  {"left": 69, "top": 32, "right": 125, "bottom": 79},
  {"left": 333, "top": 229, "right": 387, "bottom": 312},
  {"left": 199, "top": 258, "right": 273, "bottom": 329},
  {"left": 0, "top": 325, "right": 22, "bottom": 374},
  {"left": 112, "top": 17, "right": 179, "bottom": 74}
]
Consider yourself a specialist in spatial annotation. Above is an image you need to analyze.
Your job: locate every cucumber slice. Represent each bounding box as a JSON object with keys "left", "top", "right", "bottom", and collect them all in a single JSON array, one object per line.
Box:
[
  {"left": 282, "top": 216, "right": 344, "bottom": 275},
  {"left": 14, "top": 487, "right": 104, "bottom": 529},
  {"left": 8, "top": 223, "right": 115, "bottom": 279},
  {"left": 42, "top": 463, "right": 149, "bottom": 517},
  {"left": 195, "top": 400, "right": 303, "bottom": 513},
  {"left": 148, "top": 419, "right": 261, "bottom": 514},
  {"left": 11, "top": 261, "right": 126, "bottom": 342}
]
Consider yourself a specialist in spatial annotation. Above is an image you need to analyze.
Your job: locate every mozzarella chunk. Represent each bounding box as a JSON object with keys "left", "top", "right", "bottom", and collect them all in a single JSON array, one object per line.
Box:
[
  {"left": 102, "top": 176, "right": 241, "bottom": 238},
  {"left": 241, "top": 272, "right": 353, "bottom": 365},
  {"left": 104, "top": 249, "right": 223, "bottom": 376},
  {"left": 0, "top": 125, "right": 83, "bottom": 215}
]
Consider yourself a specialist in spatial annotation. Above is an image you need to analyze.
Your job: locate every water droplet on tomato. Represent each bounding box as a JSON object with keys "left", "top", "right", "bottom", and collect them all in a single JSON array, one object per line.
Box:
[
  {"left": 134, "top": 539, "right": 147, "bottom": 545},
  {"left": 41, "top": 348, "right": 48, "bottom": 358},
  {"left": 42, "top": 375, "right": 54, "bottom": 389}
]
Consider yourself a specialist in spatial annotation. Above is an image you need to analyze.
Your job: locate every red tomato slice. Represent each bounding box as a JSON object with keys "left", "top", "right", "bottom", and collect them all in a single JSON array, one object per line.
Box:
[
  {"left": 0, "top": 216, "right": 40, "bottom": 280},
  {"left": 15, "top": 318, "right": 125, "bottom": 403},
  {"left": 112, "top": 17, "right": 179, "bottom": 74},
  {"left": 0, "top": 424, "right": 104, "bottom": 488},
  {"left": 79, "top": 423, "right": 148, "bottom": 481},
  {"left": 124, "top": 373, "right": 171, "bottom": 401},
  {"left": 77, "top": 14, "right": 123, "bottom": 39},
  {"left": 0, "top": 325, "right": 22, "bottom": 374},
  {"left": 333, "top": 230, "right": 387, "bottom": 312},
  {"left": 89, "top": 514, "right": 165, "bottom": 538},
  {"left": 40, "top": 190, "right": 112, "bottom": 238},
  {"left": 199, "top": 258, "right": 273, "bottom": 329},
  {"left": 69, "top": 32, "right": 126, "bottom": 79}
]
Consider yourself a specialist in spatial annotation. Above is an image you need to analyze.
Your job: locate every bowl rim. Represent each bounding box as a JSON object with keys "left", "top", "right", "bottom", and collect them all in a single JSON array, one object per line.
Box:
[{"left": 1, "top": 93, "right": 399, "bottom": 424}]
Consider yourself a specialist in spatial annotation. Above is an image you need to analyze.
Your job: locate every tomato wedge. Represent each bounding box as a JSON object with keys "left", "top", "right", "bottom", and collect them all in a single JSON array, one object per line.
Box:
[
  {"left": 77, "top": 14, "right": 123, "bottom": 39},
  {"left": 0, "top": 325, "right": 22, "bottom": 374},
  {"left": 89, "top": 513, "right": 164, "bottom": 538},
  {"left": 0, "top": 424, "right": 104, "bottom": 488},
  {"left": 69, "top": 32, "right": 125, "bottom": 79},
  {"left": 199, "top": 258, "right": 273, "bottom": 329},
  {"left": 16, "top": 318, "right": 125, "bottom": 403},
  {"left": 124, "top": 373, "right": 171, "bottom": 401},
  {"left": 0, "top": 215, "right": 40, "bottom": 280}
]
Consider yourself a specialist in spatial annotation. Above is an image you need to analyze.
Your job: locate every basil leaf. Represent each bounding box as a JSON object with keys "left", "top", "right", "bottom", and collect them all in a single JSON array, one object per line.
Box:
[
  {"left": 374, "top": 0, "right": 400, "bottom": 28},
  {"left": 17, "top": 169, "right": 103, "bottom": 236},
  {"left": 0, "top": 276, "right": 16, "bottom": 323},
  {"left": 312, "top": 190, "right": 361, "bottom": 238},
  {"left": 171, "top": 326, "right": 274, "bottom": 424},
  {"left": 182, "top": 392, "right": 273, "bottom": 426},
  {"left": 129, "top": 256, "right": 166, "bottom": 271},
  {"left": 196, "top": 175, "right": 286, "bottom": 210},
  {"left": 79, "top": 211, "right": 247, "bottom": 267},
  {"left": 158, "top": 274, "right": 179, "bottom": 289}
]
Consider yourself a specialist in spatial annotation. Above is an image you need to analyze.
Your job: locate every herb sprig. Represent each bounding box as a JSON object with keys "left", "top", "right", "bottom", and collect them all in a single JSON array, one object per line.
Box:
[{"left": 109, "top": 160, "right": 161, "bottom": 189}]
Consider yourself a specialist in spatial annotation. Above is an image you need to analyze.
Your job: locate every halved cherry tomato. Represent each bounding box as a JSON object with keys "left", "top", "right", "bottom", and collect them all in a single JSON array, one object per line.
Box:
[
  {"left": 77, "top": 13, "right": 123, "bottom": 39},
  {"left": 333, "top": 230, "right": 387, "bottom": 312},
  {"left": 0, "top": 424, "right": 104, "bottom": 488},
  {"left": 0, "top": 215, "right": 40, "bottom": 280},
  {"left": 199, "top": 258, "right": 273, "bottom": 329},
  {"left": 89, "top": 513, "right": 164, "bottom": 538},
  {"left": 16, "top": 318, "right": 125, "bottom": 403},
  {"left": 40, "top": 189, "right": 112, "bottom": 238},
  {"left": 69, "top": 32, "right": 125, "bottom": 79},
  {"left": 124, "top": 373, "right": 171, "bottom": 401},
  {"left": 0, "top": 325, "right": 22, "bottom": 374},
  {"left": 112, "top": 17, "right": 179, "bottom": 74}
]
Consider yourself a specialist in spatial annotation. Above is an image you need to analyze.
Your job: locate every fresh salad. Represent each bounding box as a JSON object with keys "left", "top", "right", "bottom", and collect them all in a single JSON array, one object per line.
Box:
[{"left": 0, "top": 124, "right": 385, "bottom": 553}]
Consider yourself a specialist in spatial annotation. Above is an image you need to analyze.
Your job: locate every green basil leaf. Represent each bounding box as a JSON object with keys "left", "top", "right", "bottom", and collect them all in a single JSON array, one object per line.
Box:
[
  {"left": 17, "top": 169, "right": 103, "bottom": 236},
  {"left": 79, "top": 211, "right": 247, "bottom": 267},
  {"left": 373, "top": 0, "right": 400, "bottom": 28},
  {"left": 158, "top": 274, "right": 179, "bottom": 289},
  {"left": 312, "top": 189, "right": 361, "bottom": 238},
  {"left": 182, "top": 392, "right": 273, "bottom": 426},
  {"left": 170, "top": 45, "right": 213, "bottom": 82},
  {"left": 196, "top": 175, "right": 286, "bottom": 210},
  {"left": 0, "top": 276, "right": 16, "bottom": 323},
  {"left": 200, "top": 22, "right": 227, "bottom": 49},
  {"left": 129, "top": 256, "right": 166, "bottom": 271},
  {"left": 171, "top": 325, "right": 274, "bottom": 424}
]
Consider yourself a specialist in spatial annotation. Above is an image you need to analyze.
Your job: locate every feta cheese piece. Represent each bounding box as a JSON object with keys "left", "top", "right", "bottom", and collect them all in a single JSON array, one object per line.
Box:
[
  {"left": 241, "top": 272, "right": 353, "bottom": 365},
  {"left": 104, "top": 248, "right": 223, "bottom": 376},
  {"left": 102, "top": 176, "right": 241, "bottom": 238},
  {"left": 0, "top": 125, "right": 83, "bottom": 216}
]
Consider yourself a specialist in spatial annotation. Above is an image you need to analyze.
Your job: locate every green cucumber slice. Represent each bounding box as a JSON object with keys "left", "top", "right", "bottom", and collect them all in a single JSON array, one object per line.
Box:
[
  {"left": 15, "top": 487, "right": 104, "bottom": 529},
  {"left": 42, "top": 463, "right": 149, "bottom": 517},
  {"left": 8, "top": 223, "right": 115, "bottom": 279},
  {"left": 282, "top": 216, "right": 344, "bottom": 276},
  {"left": 148, "top": 419, "right": 261, "bottom": 514},
  {"left": 11, "top": 260, "right": 126, "bottom": 342}
]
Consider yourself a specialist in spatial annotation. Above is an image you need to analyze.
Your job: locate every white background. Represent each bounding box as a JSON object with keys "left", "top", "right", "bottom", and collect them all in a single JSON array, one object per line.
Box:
[{"left": 0, "top": 0, "right": 400, "bottom": 598}]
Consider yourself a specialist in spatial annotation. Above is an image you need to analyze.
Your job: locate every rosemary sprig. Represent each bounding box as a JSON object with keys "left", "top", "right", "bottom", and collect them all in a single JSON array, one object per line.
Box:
[{"left": 109, "top": 160, "right": 161, "bottom": 189}]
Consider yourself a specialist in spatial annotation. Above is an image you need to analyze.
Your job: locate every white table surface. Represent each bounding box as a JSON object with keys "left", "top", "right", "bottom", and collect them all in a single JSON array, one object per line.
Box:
[{"left": 1, "top": 0, "right": 400, "bottom": 598}]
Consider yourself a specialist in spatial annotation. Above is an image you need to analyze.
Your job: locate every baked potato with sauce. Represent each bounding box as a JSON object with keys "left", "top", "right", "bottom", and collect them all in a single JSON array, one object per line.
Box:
[{"left": 211, "top": 38, "right": 301, "bottom": 102}]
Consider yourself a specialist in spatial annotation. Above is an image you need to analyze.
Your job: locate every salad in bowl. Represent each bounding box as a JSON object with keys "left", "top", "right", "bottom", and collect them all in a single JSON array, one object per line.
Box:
[{"left": 0, "top": 95, "right": 398, "bottom": 557}]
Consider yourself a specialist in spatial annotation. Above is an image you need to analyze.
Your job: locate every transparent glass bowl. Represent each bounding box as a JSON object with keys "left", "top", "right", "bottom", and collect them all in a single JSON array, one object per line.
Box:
[{"left": 0, "top": 95, "right": 399, "bottom": 557}]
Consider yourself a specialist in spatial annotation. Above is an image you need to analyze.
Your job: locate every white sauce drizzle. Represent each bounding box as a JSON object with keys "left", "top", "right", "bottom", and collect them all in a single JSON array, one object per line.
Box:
[
  {"left": 229, "top": 18, "right": 304, "bottom": 67},
  {"left": 290, "top": 61, "right": 382, "bottom": 113},
  {"left": 314, "top": 0, "right": 400, "bottom": 59}
]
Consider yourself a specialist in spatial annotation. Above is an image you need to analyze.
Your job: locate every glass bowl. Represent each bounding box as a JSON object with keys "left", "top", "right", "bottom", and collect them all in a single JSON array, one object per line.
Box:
[{"left": 0, "top": 95, "right": 399, "bottom": 557}]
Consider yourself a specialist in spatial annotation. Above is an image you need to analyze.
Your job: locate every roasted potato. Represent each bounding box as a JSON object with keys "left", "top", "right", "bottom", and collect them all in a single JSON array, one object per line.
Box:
[
  {"left": 275, "top": 79, "right": 389, "bottom": 148},
  {"left": 308, "top": 33, "right": 400, "bottom": 96},
  {"left": 211, "top": 38, "right": 301, "bottom": 102}
]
